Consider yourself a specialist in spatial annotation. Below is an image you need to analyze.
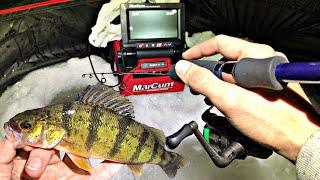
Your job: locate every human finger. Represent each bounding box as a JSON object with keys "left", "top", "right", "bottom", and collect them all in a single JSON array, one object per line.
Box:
[
  {"left": 25, "top": 149, "right": 55, "bottom": 178},
  {"left": 47, "top": 151, "right": 62, "bottom": 165},
  {"left": 0, "top": 138, "right": 16, "bottom": 164},
  {"left": 23, "top": 146, "right": 35, "bottom": 152},
  {"left": 90, "top": 163, "right": 123, "bottom": 180},
  {"left": 0, "top": 138, "right": 16, "bottom": 179}
]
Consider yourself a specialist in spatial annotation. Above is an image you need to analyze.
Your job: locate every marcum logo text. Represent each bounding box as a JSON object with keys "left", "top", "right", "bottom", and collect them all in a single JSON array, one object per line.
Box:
[{"left": 133, "top": 82, "right": 174, "bottom": 92}]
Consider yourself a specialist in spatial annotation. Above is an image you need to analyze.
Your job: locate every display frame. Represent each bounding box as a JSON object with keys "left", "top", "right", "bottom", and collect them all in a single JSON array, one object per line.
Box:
[{"left": 120, "top": 3, "right": 185, "bottom": 48}]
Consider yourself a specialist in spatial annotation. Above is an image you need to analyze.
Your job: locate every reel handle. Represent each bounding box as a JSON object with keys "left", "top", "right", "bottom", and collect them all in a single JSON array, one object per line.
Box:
[
  {"left": 166, "top": 107, "right": 273, "bottom": 168},
  {"left": 166, "top": 122, "right": 195, "bottom": 149},
  {"left": 166, "top": 121, "right": 247, "bottom": 168}
]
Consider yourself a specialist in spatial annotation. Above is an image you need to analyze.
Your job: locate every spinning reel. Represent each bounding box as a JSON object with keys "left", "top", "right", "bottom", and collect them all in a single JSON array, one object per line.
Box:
[{"left": 166, "top": 98, "right": 273, "bottom": 168}]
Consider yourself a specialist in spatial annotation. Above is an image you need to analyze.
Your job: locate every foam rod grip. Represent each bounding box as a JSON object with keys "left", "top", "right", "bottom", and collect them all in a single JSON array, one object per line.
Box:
[{"left": 233, "top": 56, "right": 287, "bottom": 90}]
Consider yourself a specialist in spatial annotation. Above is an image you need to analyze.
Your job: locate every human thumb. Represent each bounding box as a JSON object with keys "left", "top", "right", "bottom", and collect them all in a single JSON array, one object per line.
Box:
[
  {"left": 175, "top": 60, "right": 222, "bottom": 97},
  {"left": 175, "top": 60, "right": 254, "bottom": 112}
]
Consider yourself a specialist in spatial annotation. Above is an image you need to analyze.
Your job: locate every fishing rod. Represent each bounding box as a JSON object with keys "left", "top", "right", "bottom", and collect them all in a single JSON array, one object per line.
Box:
[
  {"left": 168, "top": 56, "right": 320, "bottom": 90},
  {"left": 84, "top": 56, "right": 320, "bottom": 90},
  {"left": 82, "top": 72, "right": 168, "bottom": 77},
  {"left": 166, "top": 56, "right": 320, "bottom": 168}
]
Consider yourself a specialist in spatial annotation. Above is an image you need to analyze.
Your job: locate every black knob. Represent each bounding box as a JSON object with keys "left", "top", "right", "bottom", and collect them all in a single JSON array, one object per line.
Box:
[
  {"left": 166, "top": 122, "right": 195, "bottom": 149},
  {"left": 204, "top": 97, "right": 213, "bottom": 106},
  {"left": 190, "top": 88, "right": 200, "bottom": 95}
]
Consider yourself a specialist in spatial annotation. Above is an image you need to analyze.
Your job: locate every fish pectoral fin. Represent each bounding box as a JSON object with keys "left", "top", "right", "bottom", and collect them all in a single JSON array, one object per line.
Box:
[
  {"left": 67, "top": 153, "right": 93, "bottom": 173},
  {"left": 128, "top": 164, "right": 143, "bottom": 174}
]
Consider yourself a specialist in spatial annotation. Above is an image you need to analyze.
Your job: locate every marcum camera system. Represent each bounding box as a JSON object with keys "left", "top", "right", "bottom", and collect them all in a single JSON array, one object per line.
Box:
[{"left": 112, "top": 3, "right": 185, "bottom": 96}]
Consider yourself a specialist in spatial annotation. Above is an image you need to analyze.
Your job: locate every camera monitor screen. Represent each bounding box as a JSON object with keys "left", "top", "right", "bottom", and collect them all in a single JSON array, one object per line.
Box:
[{"left": 128, "top": 9, "right": 178, "bottom": 40}]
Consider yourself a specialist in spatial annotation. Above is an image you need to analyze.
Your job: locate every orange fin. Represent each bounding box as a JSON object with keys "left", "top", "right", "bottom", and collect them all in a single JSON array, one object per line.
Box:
[
  {"left": 67, "top": 153, "right": 93, "bottom": 173},
  {"left": 128, "top": 164, "right": 143, "bottom": 174}
]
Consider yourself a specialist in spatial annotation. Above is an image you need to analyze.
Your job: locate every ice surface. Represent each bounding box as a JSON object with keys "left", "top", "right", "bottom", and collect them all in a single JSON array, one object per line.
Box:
[{"left": 0, "top": 56, "right": 296, "bottom": 179}]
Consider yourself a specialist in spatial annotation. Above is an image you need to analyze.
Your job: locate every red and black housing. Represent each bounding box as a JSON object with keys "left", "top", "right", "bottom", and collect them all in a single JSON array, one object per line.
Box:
[{"left": 113, "top": 3, "right": 186, "bottom": 96}]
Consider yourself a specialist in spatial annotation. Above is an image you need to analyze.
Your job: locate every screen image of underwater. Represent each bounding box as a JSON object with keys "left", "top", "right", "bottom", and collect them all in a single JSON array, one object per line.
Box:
[{"left": 0, "top": 55, "right": 296, "bottom": 180}]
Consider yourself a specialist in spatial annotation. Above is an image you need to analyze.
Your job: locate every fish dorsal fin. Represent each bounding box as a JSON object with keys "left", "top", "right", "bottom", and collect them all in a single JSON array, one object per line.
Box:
[
  {"left": 128, "top": 164, "right": 143, "bottom": 174},
  {"left": 144, "top": 125, "right": 165, "bottom": 146},
  {"left": 78, "top": 84, "right": 134, "bottom": 118}
]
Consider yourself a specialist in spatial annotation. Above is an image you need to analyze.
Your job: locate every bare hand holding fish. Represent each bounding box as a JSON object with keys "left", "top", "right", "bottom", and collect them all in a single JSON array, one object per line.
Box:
[
  {"left": 3, "top": 85, "right": 187, "bottom": 178},
  {"left": 0, "top": 132, "right": 123, "bottom": 179}
]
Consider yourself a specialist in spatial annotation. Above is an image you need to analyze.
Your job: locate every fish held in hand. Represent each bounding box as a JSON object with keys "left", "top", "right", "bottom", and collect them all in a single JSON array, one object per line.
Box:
[{"left": 3, "top": 84, "right": 188, "bottom": 178}]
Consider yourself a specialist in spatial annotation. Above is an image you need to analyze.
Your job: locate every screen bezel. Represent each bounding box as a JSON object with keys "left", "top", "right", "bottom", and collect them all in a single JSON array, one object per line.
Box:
[{"left": 121, "top": 3, "right": 185, "bottom": 48}]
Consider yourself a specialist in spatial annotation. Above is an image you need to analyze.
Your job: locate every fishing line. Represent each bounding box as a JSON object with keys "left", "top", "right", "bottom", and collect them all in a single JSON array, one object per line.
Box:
[{"left": 86, "top": 43, "right": 122, "bottom": 88}]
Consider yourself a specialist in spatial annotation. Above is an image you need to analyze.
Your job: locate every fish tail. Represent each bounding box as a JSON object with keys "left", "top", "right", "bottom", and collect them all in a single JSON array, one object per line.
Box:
[{"left": 160, "top": 152, "right": 188, "bottom": 178}]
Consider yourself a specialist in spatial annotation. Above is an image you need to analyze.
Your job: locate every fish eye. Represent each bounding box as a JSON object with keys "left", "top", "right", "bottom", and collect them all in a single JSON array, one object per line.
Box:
[{"left": 20, "top": 120, "right": 32, "bottom": 130}]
